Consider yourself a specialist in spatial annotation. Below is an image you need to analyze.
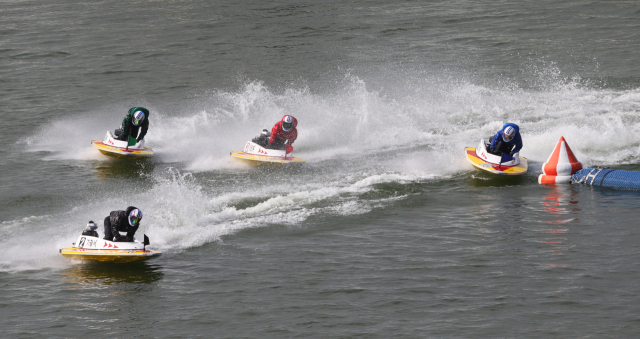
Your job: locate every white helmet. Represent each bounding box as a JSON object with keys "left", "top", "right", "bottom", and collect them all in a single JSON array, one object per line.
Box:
[
  {"left": 133, "top": 111, "right": 145, "bottom": 126},
  {"left": 84, "top": 221, "right": 98, "bottom": 231},
  {"left": 128, "top": 209, "right": 143, "bottom": 226},
  {"left": 503, "top": 126, "right": 515, "bottom": 142},
  {"left": 282, "top": 116, "right": 294, "bottom": 132}
]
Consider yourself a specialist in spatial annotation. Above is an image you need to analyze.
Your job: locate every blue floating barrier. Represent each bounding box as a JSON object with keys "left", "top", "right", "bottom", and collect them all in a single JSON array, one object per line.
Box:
[{"left": 571, "top": 168, "right": 640, "bottom": 191}]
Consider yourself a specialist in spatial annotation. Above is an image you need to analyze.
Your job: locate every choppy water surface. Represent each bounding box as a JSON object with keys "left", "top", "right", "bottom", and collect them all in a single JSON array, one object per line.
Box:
[{"left": 1, "top": 1, "right": 640, "bottom": 337}]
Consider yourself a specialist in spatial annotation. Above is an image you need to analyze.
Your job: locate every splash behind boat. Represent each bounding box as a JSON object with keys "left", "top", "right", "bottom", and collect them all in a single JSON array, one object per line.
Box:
[
  {"left": 465, "top": 139, "right": 528, "bottom": 175},
  {"left": 92, "top": 131, "right": 154, "bottom": 158},
  {"left": 60, "top": 222, "right": 161, "bottom": 263},
  {"left": 231, "top": 129, "right": 304, "bottom": 166}
]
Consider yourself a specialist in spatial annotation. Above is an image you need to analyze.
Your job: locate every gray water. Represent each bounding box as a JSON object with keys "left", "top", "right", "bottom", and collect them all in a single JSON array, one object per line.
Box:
[{"left": 2, "top": 1, "right": 640, "bottom": 338}]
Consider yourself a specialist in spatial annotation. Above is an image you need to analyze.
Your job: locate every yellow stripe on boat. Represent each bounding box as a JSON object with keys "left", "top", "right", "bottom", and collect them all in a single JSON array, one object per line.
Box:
[
  {"left": 230, "top": 151, "right": 305, "bottom": 166},
  {"left": 92, "top": 140, "right": 154, "bottom": 158},
  {"left": 465, "top": 147, "right": 528, "bottom": 175},
  {"left": 60, "top": 247, "right": 161, "bottom": 263}
]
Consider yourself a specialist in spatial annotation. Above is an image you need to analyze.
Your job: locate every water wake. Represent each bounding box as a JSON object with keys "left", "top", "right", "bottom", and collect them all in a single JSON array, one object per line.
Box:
[
  {"left": 7, "top": 69, "right": 640, "bottom": 271},
  {"left": 21, "top": 71, "right": 640, "bottom": 169}
]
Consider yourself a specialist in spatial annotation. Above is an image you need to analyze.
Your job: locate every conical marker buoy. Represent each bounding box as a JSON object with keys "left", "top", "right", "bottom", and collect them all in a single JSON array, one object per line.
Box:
[{"left": 538, "top": 136, "right": 582, "bottom": 184}]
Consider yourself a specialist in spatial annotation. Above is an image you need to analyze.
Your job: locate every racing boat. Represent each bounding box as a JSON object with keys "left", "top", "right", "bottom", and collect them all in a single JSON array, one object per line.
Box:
[
  {"left": 465, "top": 139, "right": 528, "bottom": 175},
  {"left": 230, "top": 129, "right": 305, "bottom": 166},
  {"left": 60, "top": 221, "right": 161, "bottom": 263},
  {"left": 92, "top": 130, "right": 154, "bottom": 158}
]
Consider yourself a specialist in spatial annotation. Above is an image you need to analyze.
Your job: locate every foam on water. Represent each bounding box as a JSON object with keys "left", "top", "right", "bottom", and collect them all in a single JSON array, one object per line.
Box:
[
  {"left": 159, "top": 75, "right": 639, "bottom": 168},
  {"left": 21, "top": 70, "right": 640, "bottom": 168},
  {"left": 0, "top": 165, "right": 431, "bottom": 271},
  {"left": 122, "top": 169, "right": 431, "bottom": 252},
  {"left": 7, "top": 68, "right": 640, "bottom": 271}
]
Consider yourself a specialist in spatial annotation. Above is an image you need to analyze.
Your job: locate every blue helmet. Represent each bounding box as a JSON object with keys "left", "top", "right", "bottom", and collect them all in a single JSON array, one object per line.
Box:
[
  {"left": 132, "top": 111, "right": 145, "bottom": 126},
  {"left": 503, "top": 126, "right": 516, "bottom": 142},
  {"left": 128, "top": 209, "right": 142, "bottom": 226},
  {"left": 282, "top": 115, "right": 294, "bottom": 132}
]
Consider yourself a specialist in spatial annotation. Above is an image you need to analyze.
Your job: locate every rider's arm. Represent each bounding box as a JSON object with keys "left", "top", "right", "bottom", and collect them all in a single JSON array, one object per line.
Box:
[
  {"left": 120, "top": 112, "right": 132, "bottom": 138},
  {"left": 109, "top": 213, "right": 122, "bottom": 241},
  {"left": 269, "top": 123, "right": 280, "bottom": 144},
  {"left": 137, "top": 119, "right": 149, "bottom": 141},
  {"left": 511, "top": 134, "right": 523, "bottom": 154},
  {"left": 489, "top": 131, "right": 501, "bottom": 151},
  {"left": 288, "top": 129, "right": 297, "bottom": 145}
]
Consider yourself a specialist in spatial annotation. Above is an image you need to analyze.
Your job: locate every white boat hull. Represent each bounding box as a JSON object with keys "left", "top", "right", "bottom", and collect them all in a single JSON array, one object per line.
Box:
[
  {"left": 231, "top": 141, "right": 304, "bottom": 165},
  {"left": 60, "top": 233, "right": 161, "bottom": 263}
]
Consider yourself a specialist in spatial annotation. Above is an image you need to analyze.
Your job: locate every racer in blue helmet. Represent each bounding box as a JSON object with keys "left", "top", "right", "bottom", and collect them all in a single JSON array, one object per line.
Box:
[
  {"left": 103, "top": 206, "right": 142, "bottom": 242},
  {"left": 489, "top": 123, "right": 522, "bottom": 156}
]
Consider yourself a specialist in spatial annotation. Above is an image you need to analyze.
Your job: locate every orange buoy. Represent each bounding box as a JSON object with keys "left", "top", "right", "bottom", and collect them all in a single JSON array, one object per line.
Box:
[{"left": 538, "top": 137, "right": 582, "bottom": 184}]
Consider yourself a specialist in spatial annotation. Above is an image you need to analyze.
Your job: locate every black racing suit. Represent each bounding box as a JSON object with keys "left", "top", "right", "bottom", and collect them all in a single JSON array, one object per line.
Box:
[
  {"left": 489, "top": 139, "right": 515, "bottom": 156},
  {"left": 103, "top": 206, "right": 139, "bottom": 242}
]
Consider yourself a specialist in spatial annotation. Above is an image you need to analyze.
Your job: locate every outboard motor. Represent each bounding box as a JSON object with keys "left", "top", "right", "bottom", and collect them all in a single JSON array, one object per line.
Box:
[
  {"left": 252, "top": 129, "right": 271, "bottom": 147},
  {"left": 81, "top": 220, "right": 99, "bottom": 237}
]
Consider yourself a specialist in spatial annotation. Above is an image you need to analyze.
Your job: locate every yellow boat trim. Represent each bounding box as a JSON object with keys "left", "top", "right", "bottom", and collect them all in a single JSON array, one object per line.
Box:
[
  {"left": 60, "top": 247, "right": 162, "bottom": 263},
  {"left": 465, "top": 147, "right": 528, "bottom": 175},
  {"left": 230, "top": 151, "right": 305, "bottom": 166},
  {"left": 92, "top": 140, "right": 154, "bottom": 158}
]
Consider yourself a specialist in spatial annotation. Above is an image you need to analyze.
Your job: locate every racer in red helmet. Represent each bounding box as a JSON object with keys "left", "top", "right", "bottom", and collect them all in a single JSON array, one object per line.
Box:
[{"left": 268, "top": 115, "right": 298, "bottom": 154}]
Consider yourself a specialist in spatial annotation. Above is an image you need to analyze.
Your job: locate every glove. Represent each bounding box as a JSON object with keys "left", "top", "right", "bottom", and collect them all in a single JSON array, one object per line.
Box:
[
  {"left": 512, "top": 152, "right": 520, "bottom": 160},
  {"left": 114, "top": 234, "right": 122, "bottom": 242}
]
